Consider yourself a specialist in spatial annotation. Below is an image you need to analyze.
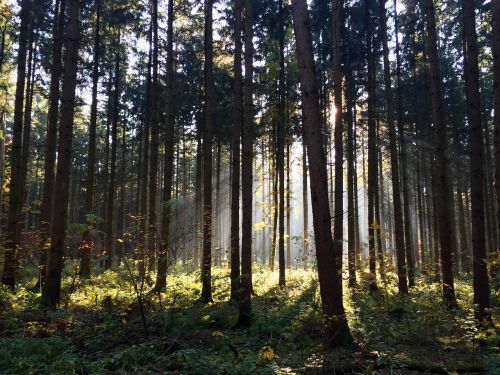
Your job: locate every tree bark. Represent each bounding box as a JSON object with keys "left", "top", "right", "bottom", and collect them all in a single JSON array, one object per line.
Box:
[
  {"left": 277, "top": 0, "right": 286, "bottom": 288},
  {"left": 200, "top": 0, "right": 214, "bottom": 303},
  {"left": 80, "top": 0, "right": 100, "bottom": 278},
  {"left": 2, "top": 0, "right": 31, "bottom": 289},
  {"left": 237, "top": 0, "right": 253, "bottom": 325},
  {"left": 104, "top": 32, "right": 121, "bottom": 271},
  {"left": 148, "top": 0, "right": 160, "bottom": 272},
  {"left": 41, "top": 0, "right": 80, "bottom": 307},
  {"left": 379, "top": 0, "right": 407, "bottom": 293},
  {"left": 230, "top": 0, "right": 243, "bottom": 301},
  {"left": 332, "top": 0, "right": 344, "bottom": 289},
  {"left": 491, "top": 0, "right": 500, "bottom": 270},
  {"left": 291, "top": 0, "right": 352, "bottom": 347},
  {"left": 424, "top": 0, "right": 457, "bottom": 306},
  {"left": 461, "top": 0, "right": 490, "bottom": 322},
  {"left": 155, "top": 0, "right": 175, "bottom": 291},
  {"left": 365, "top": 0, "right": 378, "bottom": 292}
]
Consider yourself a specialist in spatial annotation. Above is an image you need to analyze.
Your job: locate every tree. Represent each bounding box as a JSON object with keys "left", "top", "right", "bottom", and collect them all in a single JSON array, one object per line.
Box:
[
  {"left": 104, "top": 31, "right": 121, "bottom": 271},
  {"left": 365, "top": 0, "right": 378, "bottom": 292},
  {"left": 148, "top": 0, "right": 160, "bottom": 272},
  {"left": 1, "top": 0, "right": 31, "bottom": 289},
  {"left": 379, "top": 0, "right": 408, "bottom": 294},
  {"left": 424, "top": 0, "right": 457, "bottom": 307},
  {"left": 200, "top": 0, "right": 214, "bottom": 304},
  {"left": 41, "top": 0, "right": 81, "bottom": 307},
  {"left": 332, "top": 0, "right": 344, "bottom": 289},
  {"left": 80, "top": 0, "right": 100, "bottom": 278},
  {"left": 492, "top": 0, "right": 500, "bottom": 266},
  {"left": 461, "top": 0, "right": 490, "bottom": 322},
  {"left": 277, "top": 0, "right": 286, "bottom": 288},
  {"left": 155, "top": 0, "right": 175, "bottom": 291},
  {"left": 230, "top": 0, "right": 243, "bottom": 301},
  {"left": 291, "top": 0, "right": 352, "bottom": 347},
  {"left": 237, "top": 0, "right": 254, "bottom": 326}
]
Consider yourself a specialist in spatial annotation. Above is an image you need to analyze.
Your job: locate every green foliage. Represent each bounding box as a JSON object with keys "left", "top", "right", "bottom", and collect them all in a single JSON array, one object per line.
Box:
[{"left": 0, "top": 264, "right": 498, "bottom": 374}]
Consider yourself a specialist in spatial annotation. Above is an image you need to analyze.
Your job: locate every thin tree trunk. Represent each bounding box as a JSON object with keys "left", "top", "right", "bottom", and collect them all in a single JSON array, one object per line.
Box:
[
  {"left": 365, "top": 0, "right": 378, "bottom": 292},
  {"left": 41, "top": 0, "right": 80, "bottom": 306},
  {"left": 277, "top": 0, "right": 286, "bottom": 288},
  {"left": 461, "top": 0, "right": 490, "bottom": 322},
  {"left": 493, "top": 0, "right": 500, "bottom": 259},
  {"left": 380, "top": 0, "right": 408, "bottom": 293},
  {"left": 155, "top": 0, "right": 174, "bottom": 291},
  {"left": 200, "top": 0, "right": 214, "bottom": 303},
  {"left": 104, "top": 33, "right": 121, "bottom": 270},
  {"left": 230, "top": 0, "right": 242, "bottom": 301},
  {"left": 148, "top": 0, "right": 160, "bottom": 272},
  {"left": 238, "top": 0, "right": 254, "bottom": 325},
  {"left": 2, "top": 0, "right": 31, "bottom": 289},
  {"left": 80, "top": 0, "right": 100, "bottom": 278},
  {"left": 424, "top": 0, "right": 457, "bottom": 306},
  {"left": 332, "top": 0, "right": 345, "bottom": 290}
]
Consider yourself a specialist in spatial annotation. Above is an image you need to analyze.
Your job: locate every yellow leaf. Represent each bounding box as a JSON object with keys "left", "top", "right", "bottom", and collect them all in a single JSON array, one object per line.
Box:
[{"left": 257, "top": 346, "right": 275, "bottom": 361}]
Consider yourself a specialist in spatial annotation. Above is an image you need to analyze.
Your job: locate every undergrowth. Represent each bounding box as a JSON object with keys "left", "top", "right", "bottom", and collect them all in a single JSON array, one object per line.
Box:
[{"left": 0, "top": 261, "right": 498, "bottom": 374}]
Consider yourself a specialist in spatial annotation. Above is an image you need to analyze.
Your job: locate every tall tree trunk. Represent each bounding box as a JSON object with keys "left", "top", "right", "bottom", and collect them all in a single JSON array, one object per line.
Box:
[
  {"left": 155, "top": 0, "right": 174, "bottom": 291},
  {"left": 104, "top": 33, "right": 120, "bottom": 270},
  {"left": 277, "top": 0, "right": 286, "bottom": 288},
  {"left": 200, "top": 0, "right": 214, "bottom": 303},
  {"left": 332, "top": 0, "right": 344, "bottom": 290},
  {"left": 291, "top": 0, "right": 352, "bottom": 347},
  {"left": 345, "top": 67, "right": 356, "bottom": 287},
  {"left": 41, "top": 0, "right": 80, "bottom": 306},
  {"left": 2, "top": 0, "right": 31, "bottom": 288},
  {"left": 424, "top": 0, "right": 457, "bottom": 306},
  {"left": 0, "top": 111, "right": 5, "bottom": 230},
  {"left": 286, "top": 143, "right": 291, "bottom": 269},
  {"left": 462, "top": 0, "right": 490, "bottom": 322},
  {"left": 393, "top": 0, "right": 415, "bottom": 287},
  {"left": 365, "top": 0, "right": 378, "bottom": 292},
  {"left": 139, "top": 23, "right": 152, "bottom": 277},
  {"left": 20, "top": 26, "right": 35, "bottom": 222},
  {"left": 230, "top": 0, "right": 243, "bottom": 301},
  {"left": 302, "top": 134, "right": 309, "bottom": 267},
  {"left": 237, "top": 0, "right": 253, "bottom": 325},
  {"left": 148, "top": 0, "right": 160, "bottom": 272},
  {"left": 379, "top": 0, "right": 408, "bottom": 293},
  {"left": 80, "top": 0, "right": 100, "bottom": 278},
  {"left": 493, "top": 0, "right": 500, "bottom": 258}
]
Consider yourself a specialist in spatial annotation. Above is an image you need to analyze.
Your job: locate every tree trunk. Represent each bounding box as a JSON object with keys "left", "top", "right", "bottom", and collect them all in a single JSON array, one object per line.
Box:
[
  {"left": 461, "top": 0, "right": 490, "bottom": 322},
  {"left": 80, "top": 0, "right": 100, "bottom": 278},
  {"left": 493, "top": 0, "right": 500, "bottom": 259},
  {"left": 200, "top": 0, "right": 214, "bottom": 303},
  {"left": 277, "top": 0, "right": 286, "bottom": 288},
  {"left": 104, "top": 33, "right": 121, "bottom": 271},
  {"left": 291, "top": 0, "right": 352, "bottom": 347},
  {"left": 41, "top": 0, "right": 80, "bottom": 307},
  {"left": 424, "top": 0, "right": 457, "bottom": 306},
  {"left": 230, "top": 0, "right": 243, "bottom": 301},
  {"left": 2, "top": 0, "right": 31, "bottom": 289},
  {"left": 332, "top": 0, "right": 344, "bottom": 289},
  {"left": 302, "top": 134, "right": 309, "bottom": 267},
  {"left": 237, "top": 0, "right": 253, "bottom": 325},
  {"left": 365, "top": 0, "right": 378, "bottom": 292},
  {"left": 345, "top": 67, "right": 356, "bottom": 287},
  {"left": 155, "top": 0, "right": 175, "bottom": 291},
  {"left": 379, "top": 0, "right": 407, "bottom": 293},
  {"left": 148, "top": 0, "right": 160, "bottom": 272}
]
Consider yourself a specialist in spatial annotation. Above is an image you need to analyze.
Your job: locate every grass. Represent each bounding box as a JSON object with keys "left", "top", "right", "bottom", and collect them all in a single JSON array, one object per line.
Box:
[{"left": 0, "top": 260, "right": 498, "bottom": 374}]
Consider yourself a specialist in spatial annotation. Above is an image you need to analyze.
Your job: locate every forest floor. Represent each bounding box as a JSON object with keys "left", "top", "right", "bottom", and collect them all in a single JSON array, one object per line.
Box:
[{"left": 0, "top": 261, "right": 499, "bottom": 374}]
